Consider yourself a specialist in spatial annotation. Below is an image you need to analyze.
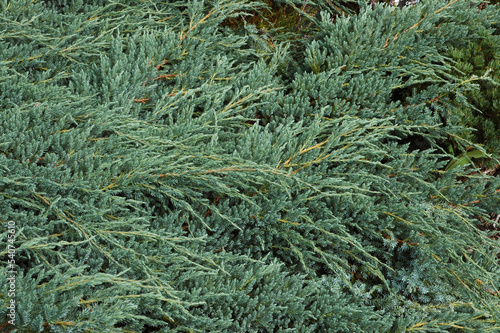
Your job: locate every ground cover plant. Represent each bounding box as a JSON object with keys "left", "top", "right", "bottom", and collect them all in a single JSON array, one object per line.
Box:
[{"left": 1, "top": 0, "right": 499, "bottom": 331}]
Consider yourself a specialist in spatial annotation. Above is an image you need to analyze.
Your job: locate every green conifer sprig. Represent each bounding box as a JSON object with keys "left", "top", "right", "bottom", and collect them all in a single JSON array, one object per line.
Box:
[{"left": 1, "top": 0, "right": 499, "bottom": 331}]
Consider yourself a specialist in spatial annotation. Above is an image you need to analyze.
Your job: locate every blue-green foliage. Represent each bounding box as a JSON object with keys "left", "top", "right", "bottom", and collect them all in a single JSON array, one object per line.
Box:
[{"left": 1, "top": 0, "right": 499, "bottom": 331}]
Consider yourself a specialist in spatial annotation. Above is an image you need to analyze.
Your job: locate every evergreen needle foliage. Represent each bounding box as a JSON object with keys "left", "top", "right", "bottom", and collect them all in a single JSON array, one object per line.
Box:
[{"left": 1, "top": 0, "right": 499, "bottom": 332}]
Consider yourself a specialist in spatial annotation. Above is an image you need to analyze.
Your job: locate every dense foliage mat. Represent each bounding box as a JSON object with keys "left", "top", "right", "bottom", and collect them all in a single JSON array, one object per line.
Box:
[{"left": 1, "top": 0, "right": 499, "bottom": 331}]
